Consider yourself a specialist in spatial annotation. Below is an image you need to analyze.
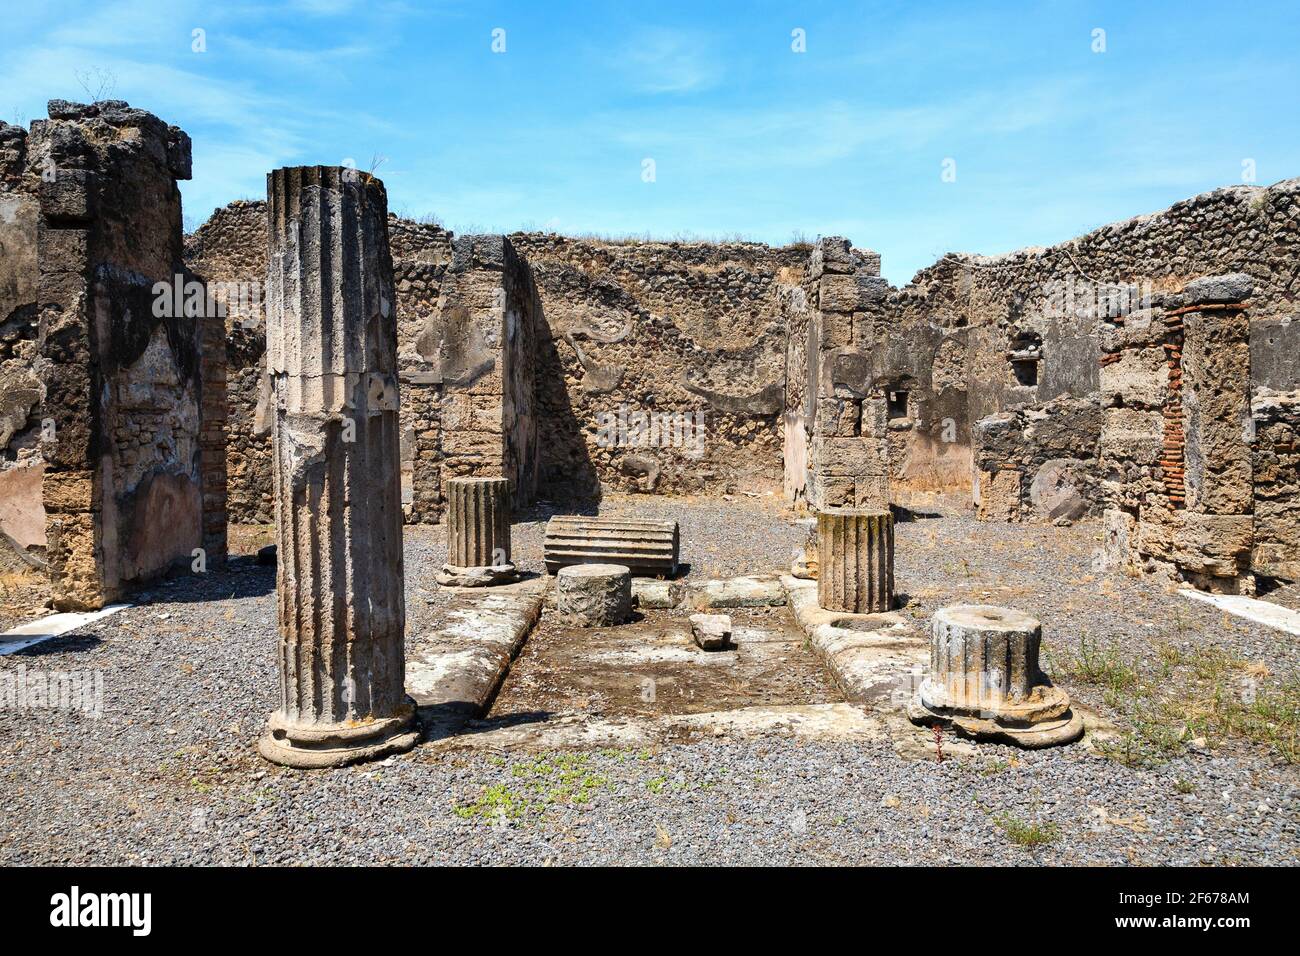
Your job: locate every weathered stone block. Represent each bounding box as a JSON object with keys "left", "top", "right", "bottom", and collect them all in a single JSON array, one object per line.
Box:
[
  {"left": 816, "top": 397, "right": 860, "bottom": 437},
  {"left": 1183, "top": 273, "right": 1253, "bottom": 305},
  {"left": 1100, "top": 348, "right": 1167, "bottom": 409},
  {"left": 39, "top": 169, "right": 95, "bottom": 222},
  {"left": 976, "top": 468, "right": 1021, "bottom": 521},
  {"left": 809, "top": 472, "right": 854, "bottom": 509},
  {"left": 854, "top": 475, "right": 890, "bottom": 510},
  {"left": 819, "top": 273, "right": 860, "bottom": 313},
  {"left": 555, "top": 563, "right": 632, "bottom": 627},
  {"left": 1100, "top": 407, "right": 1164, "bottom": 465},
  {"left": 690, "top": 612, "right": 732, "bottom": 650},
  {"left": 813, "top": 436, "right": 889, "bottom": 477}
]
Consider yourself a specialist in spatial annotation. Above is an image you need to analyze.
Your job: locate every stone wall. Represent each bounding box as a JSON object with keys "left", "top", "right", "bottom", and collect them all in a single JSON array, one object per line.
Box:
[
  {"left": 793, "top": 237, "right": 894, "bottom": 512},
  {"left": 189, "top": 218, "right": 810, "bottom": 519},
  {"left": 873, "top": 178, "right": 1299, "bottom": 589},
  {"left": 184, "top": 176, "right": 1298, "bottom": 591},
  {"left": 15, "top": 100, "right": 214, "bottom": 609},
  {"left": 0, "top": 121, "right": 43, "bottom": 556},
  {"left": 423, "top": 234, "right": 540, "bottom": 509},
  {"left": 184, "top": 200, "right": 269, "bottom": 523},
  {"left": 882, "top": 179, "right": 1299, "bottom": 523},
  {"left": 185, "top": 204, "right": 456, "bottom": 524},
  {"left": 508, "top": 232, "right": 806, "bottom": 500}
]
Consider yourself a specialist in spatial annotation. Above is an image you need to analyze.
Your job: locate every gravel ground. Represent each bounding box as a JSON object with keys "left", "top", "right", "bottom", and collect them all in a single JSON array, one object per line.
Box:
[{"left": 1, "top": 496, "right": 1296, "bottom": 866}]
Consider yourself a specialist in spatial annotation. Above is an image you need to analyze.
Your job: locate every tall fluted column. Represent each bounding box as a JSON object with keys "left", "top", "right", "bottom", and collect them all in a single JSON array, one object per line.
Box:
[
  {"left": 436, "top": 477, "right": 516, "bottom": 587},
  {"left": 258, "top": 166, "right": 418, "bottom": 768},
  {"left": 817, "top": 509, "right": 894, "bottom": 613}
]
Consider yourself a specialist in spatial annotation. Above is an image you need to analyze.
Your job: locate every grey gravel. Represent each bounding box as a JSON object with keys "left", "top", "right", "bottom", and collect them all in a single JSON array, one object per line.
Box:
[{"left": 1, "top": 496, "right": 1296, "bottom": 866}]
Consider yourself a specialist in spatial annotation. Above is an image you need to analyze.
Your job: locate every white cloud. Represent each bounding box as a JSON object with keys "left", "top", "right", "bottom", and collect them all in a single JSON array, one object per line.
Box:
[{"left": 613, "top": 27, "right": 722, "bottom": 94}]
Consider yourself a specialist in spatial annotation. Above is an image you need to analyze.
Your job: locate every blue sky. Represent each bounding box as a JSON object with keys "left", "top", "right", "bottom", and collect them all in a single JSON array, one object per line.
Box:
[{"left": 2, "top": 0, "right": 1297, "bottom": 284}]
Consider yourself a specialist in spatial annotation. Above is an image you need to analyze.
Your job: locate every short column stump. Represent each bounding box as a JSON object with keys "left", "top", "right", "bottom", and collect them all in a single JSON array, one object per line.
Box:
[{"left": 908, "top": 604, "right": 1083, "bottom": 748}]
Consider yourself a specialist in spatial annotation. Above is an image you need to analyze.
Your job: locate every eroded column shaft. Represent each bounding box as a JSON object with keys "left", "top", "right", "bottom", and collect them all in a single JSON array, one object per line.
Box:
[
  {"left": 817, "top": 509, "right": 894, "bottom": 613},
  {"left": 261, "top": 166, "right": 414, "bottom": 768},
  {"left": 447, "top": 477, "right": 511, "bottom": 568},
  {"left": 930, "top": 608, "right": 1039, "bottom": 707}
]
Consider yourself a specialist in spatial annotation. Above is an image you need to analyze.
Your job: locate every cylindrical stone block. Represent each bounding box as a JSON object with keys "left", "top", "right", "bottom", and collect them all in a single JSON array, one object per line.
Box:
[
  {"left": 910, "top": 604, "right": 1083, "bottom": 747},
  {"left": 817, "top": 509, "right": 893, "bottom": 613},
  {"left": 259, "top": 166, "right": 417, "bottom": 769},
  {"left": 555, "top": 563, "right": 632, "bottom": 627},
  {"left": 446, "top": 477, "right": 511, "bottom": 568},
  {"left": 928, "top": 605, "right": 1042, "bottom": 710},
  {"left": 544, "top": 516, "right": 679, "bottom": 576}
]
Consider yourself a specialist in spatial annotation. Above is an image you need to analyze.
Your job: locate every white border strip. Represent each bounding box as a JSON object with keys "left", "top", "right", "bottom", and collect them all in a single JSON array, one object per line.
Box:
[
  {"left": 0, "top": 604, "right": 131, "bottom": 656},
  {"left": 1178, "top": 589, "right": 1300, "bottom": 637}
]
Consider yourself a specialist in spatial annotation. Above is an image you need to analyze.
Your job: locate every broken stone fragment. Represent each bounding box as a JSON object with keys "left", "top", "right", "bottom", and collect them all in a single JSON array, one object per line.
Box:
[
  {"left": 791, "top": 519, "right": 819, "bottom": 579},
  {"left": 690, "top": 612, "right": 732, "bottom": 650}
]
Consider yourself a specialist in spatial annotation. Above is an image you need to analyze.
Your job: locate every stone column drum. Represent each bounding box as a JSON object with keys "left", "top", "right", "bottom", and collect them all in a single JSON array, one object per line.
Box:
[
  {"left": 817, "top": 509, "right": 893, "bottom": 613},
  {"left": 555, "top": 564, "right": 632, "bottom": 627},
  {"left": 908, "top": 605, "right": 1083, "bottom": 747},
  {"left": 436, "top": 476, "right": 516, "bottom": 587},
  {"left": 258, "top": 166, "right": 418, "bottom": 769}
]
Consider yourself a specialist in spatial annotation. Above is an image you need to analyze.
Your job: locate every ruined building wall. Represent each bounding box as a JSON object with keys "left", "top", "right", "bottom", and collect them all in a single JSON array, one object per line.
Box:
[
  {"left": 0, "top": 121, "right": 44, "bottom": 558},
  {"left": 422, "top": 234, "right": 539, "bottom": 510},
  {"left": 184, "top": 200, "right": 269, "bottom": 523},
  {"left": 191, "top": 215, "right": 813, "bottom": 520},
  {"left": 187, "top": 175, "right": 1297, "bottom": 576},
  {"left": 781, "top": 267, "right": 812, "bottom": 503},
  {"left": 1251, "top": 313, "right": 1300, "bottom": 580},
  {"left": 22, "top": 100, "right": 214, "bottom": 609},
  {"left": 390, "top": 216, "right": 454, "bottom": 522},
  {"left": 885, "top": 179, "right": 1299, "bottom": 534},
  {"left": 800, "top": 238, "right": 899, "bottom": 512},
  {"left": 1097, "top": 277, "right": 1258, "bottom": 592},
  {"left": 508, "top": 233, "right": 805, "bottom": 500}
]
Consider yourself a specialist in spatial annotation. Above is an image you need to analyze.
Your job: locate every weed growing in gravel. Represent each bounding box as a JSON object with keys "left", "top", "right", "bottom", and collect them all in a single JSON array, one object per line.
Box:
[
  {"left": 453, "top": 783, "right": 528, "bottom": 822},
  {"left": 1174, "top": 778, "right": 1195, "bottom": 795},
  {"left": 992, "top": 813, "right": 1059, "bottom": 848},
  {"left": 1062, "top": 632, "right": 1139, "bottom": 704},
  {"left": 454, "top": 752, "right": 611, "bottom": 824},
  {"left": 1064, "top": 637, "right": 1299, "bottom": 766}
]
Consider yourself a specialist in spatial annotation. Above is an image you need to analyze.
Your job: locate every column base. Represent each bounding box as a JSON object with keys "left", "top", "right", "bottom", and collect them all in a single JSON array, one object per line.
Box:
[
  {"left": 907, "top": 683, "right": 1084, "bottom": 749},
  {"left": 435, "top": 562, "right": 519, "bottom": 588},
  {"left": 258, "top": 700, "right": 420, "bottom": 769}
]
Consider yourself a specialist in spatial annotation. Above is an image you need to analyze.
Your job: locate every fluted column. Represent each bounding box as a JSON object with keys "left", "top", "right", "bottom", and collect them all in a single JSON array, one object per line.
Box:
[
  {"left": 817, "top": 509, "right": 894, "bottom": 613},
  {"left": 909, "top": 605, "right": 1083, "bottom": 747},
  {"left": 258, "top": 166, "right": 417, "bottom": 768},
  {"left": 436, "top": 477, "right": 516, "bottom": 586}
]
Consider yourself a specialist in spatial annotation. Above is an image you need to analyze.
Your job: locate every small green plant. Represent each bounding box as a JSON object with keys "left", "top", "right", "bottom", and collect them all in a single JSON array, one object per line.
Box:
[
  {"left": 992, "top": 813, "right": 1059, "bottom": 848},
  {"left": 453, "top": 783, "right": 527, "bottom": 822},
  {"left": 1174, "top": 778, "right": 1195, "bottom": 795},
  {"left": 454, "top": 751, "right": 613, "bottom": 824},
  {"left": 1067, "top": 632, "right": 1139, "bottom": 699}
]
